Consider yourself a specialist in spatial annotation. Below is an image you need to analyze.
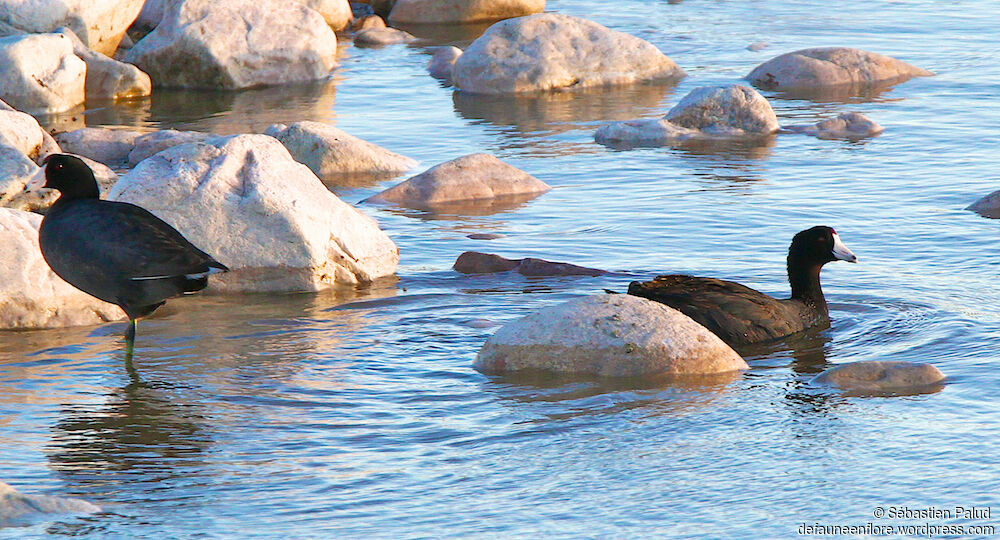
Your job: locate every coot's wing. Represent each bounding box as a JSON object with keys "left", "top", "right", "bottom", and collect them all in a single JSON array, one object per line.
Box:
[{"left": 627, "top": 275, "right": 805, "bottom": 345}]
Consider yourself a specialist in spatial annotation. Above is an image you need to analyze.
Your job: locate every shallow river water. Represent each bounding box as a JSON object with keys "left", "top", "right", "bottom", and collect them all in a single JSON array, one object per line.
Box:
[{"left": 3, "top": 0, "right": 1000, "bottom": 537}]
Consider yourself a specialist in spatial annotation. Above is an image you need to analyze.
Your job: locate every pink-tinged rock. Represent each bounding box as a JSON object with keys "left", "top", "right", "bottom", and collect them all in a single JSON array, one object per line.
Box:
[
  {"left": 747, "top": 47, "right": 932, "bottom": 91},
  {"left": 454, "top": 251, "right": 605, "bottom": 276},
  {"left": 783, "top": 112, "right": 883, "bottom": 139},
  {"left": 475, "top": 294, "right": 748, "bottom": 377}
]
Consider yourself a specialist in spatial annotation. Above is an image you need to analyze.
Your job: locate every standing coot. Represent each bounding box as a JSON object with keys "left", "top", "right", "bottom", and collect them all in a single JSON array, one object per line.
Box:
[
  {"left": 27, "top": 154, "right": 228, "bottom": 355},
  {"left": 625, "top": 226, "right": 857, "bottom": 347}
]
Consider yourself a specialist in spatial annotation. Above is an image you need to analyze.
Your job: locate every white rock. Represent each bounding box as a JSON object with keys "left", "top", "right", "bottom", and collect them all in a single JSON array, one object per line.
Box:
[
  {"left": 0, "top": 481, "right": 101, "bottom": 527},
  {"left": 0, "top": 208, "right": 125, "bottom": 329},
  {"left": 264, "top": 121, "right": 417, "bottom": 176},
  {"left": 125, "top": 0, "right": 338, "bottom": 90},
  {"left": 428, "top": 46, "right": 462, "bottom": 81},
  {"left": 55, "top": 127, "right": 145, "bottom": 166},
  {"left": 0, "top": 145, "right": 38, "bottom": 207},
  {"left": 0, "top": 109, "right": 44, "bottom": 159},
  {"left": 389, "top": 0, "right": 544, "bottom": 24},
  {"left": 812, "top": 361, "right": 945, "bottom": 392},
  {"left": 0, "top": 0, "right": 144, "bottom": 56},
  {"left": 109, "top": 134, "right": 399, "bottom": 291},
  {"left": 475, "top": 294, "right": 748, "bottom": 376},
  {"left": 128, "top": 129, "right": 214, "bottom": 166},
  {"left": 451, "top": 13, "right": 685, "bottom": 94},
  {"left": 0, "top": 33, "right": 86, "bottom": 114},
  {"left": 747, "top": 47, "right": 932, "bottom": 91},
  {"left": 784, "top": 112, "right": 883, "bottom": 139},
  {"left": 595, "top": 84, "right": 777, "bottom": 146},
  {"left": 354, "top": 27, "right": 417, "bottom": 46},
  {"left": 54, "top": 27, "right": 151, "bottom": 101},
  {"left": 367, "top": 153, "right": 549, "bottom": 208},
  {"left": 297, "top": 0, "right": 353, "bottom": 30},
  {"left": 2, "top": 155, "right": 117, "bottom": 213}
]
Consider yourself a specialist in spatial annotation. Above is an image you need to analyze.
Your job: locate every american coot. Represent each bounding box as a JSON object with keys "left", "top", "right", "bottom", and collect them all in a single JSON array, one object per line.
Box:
[
  {"left": 26, "top": 154, "right": 228, "bottom": 356},
  {"left": 625, "top": 226, "right": 857, "bottom": 347}
]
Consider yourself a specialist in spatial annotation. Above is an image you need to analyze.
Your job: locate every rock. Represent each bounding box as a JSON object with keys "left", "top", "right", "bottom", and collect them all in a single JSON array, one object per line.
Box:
[
  {"left": 369, "top": 0, "right": 396, "bottom": 18},
  {"left": 0, "top": 145, "right": 38, "bottom": 207},
  {"left": 595, "top": 84, "right": 777, "bottom": 147},
  {"left": 54, "top": 27, "right": 151, "bottom": 101},
  {"left": 351, "top": 14, "right": 386, "bottom": 31},
  {"left": 747, "top": 47, "right": 932, "bottom": 91},
  {"left": 354, "top": 27, "right": 417, "bottom": 46},
  {"left": 475, "top": 294, "right": 748, "bottom": 376},
  {"left": 0, "top": 107, "right": 47, "bottom": 159},
  {"left": 967, "top": 190, "right": 1000, "bottom": 219},
  {"left": 747, "top": 41, "right": 768, "bottom": 52},
  {"left": 128, "top": 129, "right": 214, "bottom": 166},
  {"left": 2, "top": 155, "right": 117, "bottom": 213},
  {"left": 264, "top": 121, "right": 417, "bottom": 176},
  {"left": 0, "top": 481, "right": 101, "bottom": 527},
  {"left": 108, "top": 134, "right": 399, "bottom": 291},
  {"left": 455, "top": 251, "right": 605, "bottom": 276},
  {"left": 297, "top": 0, "right": 353, "bottom": 30},
  {"left": 0, "top": 0, "right": 144, "bottom": 56},
  {"left": 467, "top": 232, "right": 504, "bottom": 240},
  {"left": 389, "top": 0, "right": 544, "bottom": 24},
  {"left": 783, "top": 112, "right": 883, "bottom": 139},
  {"left": 367, "top": 153, "right": 549, "bottom": 209},
  {"left": 125, "top": 0, "right": 338, "bottom": 90},
  {"left": 132, "top": 0, "right": 166, "bottom": 32},
  {"left": 55, "top": 127, "right": 145, "bottom": 166},
  {"left": 812, "top": 361, "right": 945, "bottom": 393},
  {"left": 451, "top": 13, "right": 685, "bottom": 94},
  {"left": 0, "top": 208, "right": 125, "bottom": 329},
  {"left": 428, "top": 46, "right": 462, "bottom": 81},
  {"left": 0, "top": 33, "right": 86, "bottom": 114}
]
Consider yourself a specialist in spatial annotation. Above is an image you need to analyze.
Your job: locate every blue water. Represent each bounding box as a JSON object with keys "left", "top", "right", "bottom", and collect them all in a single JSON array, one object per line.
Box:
[{"left": 2, "top": 0, "right": 1000, "bottom": 537}]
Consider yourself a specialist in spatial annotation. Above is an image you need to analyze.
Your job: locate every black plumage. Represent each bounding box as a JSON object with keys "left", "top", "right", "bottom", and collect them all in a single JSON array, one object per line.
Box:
[
  {"left": 626, "top": 226, "right": 857, "bottom": 347},
  {"left": 30, "top": 154, "right": 228, "bottom": 352}
]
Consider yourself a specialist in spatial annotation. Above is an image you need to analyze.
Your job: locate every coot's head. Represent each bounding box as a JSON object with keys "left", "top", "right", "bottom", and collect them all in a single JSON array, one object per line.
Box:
[
  {"left": 789, "top": 226, "right": 858, "bottom": 265},
  {"left": 26, "top": 154, "right": 99, "bottom": 200}
]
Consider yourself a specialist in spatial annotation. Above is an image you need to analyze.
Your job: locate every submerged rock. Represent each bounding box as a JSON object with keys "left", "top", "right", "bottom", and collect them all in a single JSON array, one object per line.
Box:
[
  {"left": 125, "top": 0, "right": 338, "bottom": 89},
  {"left": 595, "top": 84, "right": 777, "bottom": 146},
  {"left": 0, "top": 33, "right": 86, "bottom": 114},
  {"left": 265, "top": 121, "right": 417, "bottom": 176},
  {"left": 109, "top": 134, "right": 399, "bottom": 291},
  {"left": 0, "top": 208, "right": 125, "bottom": 329},
  {"left": 451, "top": 13, "right": 685, "bottom": 94},
  {"left": 428, "top": 46, "right": 463, "bottom": 81},
  {"left": 54, "top": 27, "right": 151, "bottom": 101},
  {"left": 475, "top": 294, "right": 748, "bottom": 377},
  {"left": 0, "top": 481, "right": 101, "bottom": 527},
  {"left": 55, "top": 127, "right": 145, "bottom": 166},
  {"left": 388, "top": 0, "right": 545, "bottom": 24},
  {"left": 747, "top": 47, "right": 931, "bottom": 91},
  {"left": 811, "top": 361, "right": 945, "bottom": 393},
  {"left": 454, "top": 251, "right": 606, "bottom": 276},
  {"left": 354, "top": 27, "right": 417, "bottom": 46},
  {"left": 0, "top": 0, "right": 144, "bottom": 56},
  {"left": 367, "top": 153, "right": 549, "bottom": 209},
  {"left": 783, "top": 112, "right": 883, "bottom": 139}
]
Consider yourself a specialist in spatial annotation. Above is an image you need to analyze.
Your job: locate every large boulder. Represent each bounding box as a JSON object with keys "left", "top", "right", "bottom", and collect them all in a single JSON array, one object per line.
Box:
[
  {"left": 0, "top": 481, "right": 101, "bottom": 527},
  {"left": 812, "top": 361, "right": 945, "bottom": 393},
  {"left": 125, "top": 0, "right": 338, "bottom": 90},
  {"left": 475, "top": 294, "right": 748, "bottom": 377},
  {"left": 0, "top": 33, "right": 86, "bottom": 114},
  {"left": 451, "top": 13, "right": 685, "bottom": 94},
  {"left": 264, "top": 121, "right": 417, "bottom": 176},
  {"left": 54, "top": 127, "right": 145, "bottom": 166},
  {"left": 0, "top": 0, "right": 144, "bottom": 56},
  {"left": 54, "top": 27, "right": 151, "bottom": 101},
  {"left": 0, "top": 208, "right": 125, "bottom": 329},
  {"left": 747, "top": 47, "right": 932, "bottom": 91},
  {"left": 367, "top": 153, "right": 549, "bottom": 209},
  {"left": 595, "top": 84, "right": 777, "bottom": 147},
  {"left": 108, "top": 134, "right": 399, "bottom": 291},
  {"left": 783, "top": 112, "right": 883, "bottom": 139},
  {"left": 389, "top": 0, "right": 544, "bottom": 24}
]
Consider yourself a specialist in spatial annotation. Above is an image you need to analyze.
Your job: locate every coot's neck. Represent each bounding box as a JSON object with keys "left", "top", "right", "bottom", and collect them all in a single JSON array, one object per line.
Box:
[
  {"left": 50, "top": 180, "right": 100, "bottom": 206},
  {"left": 787, "top": 254, "right": 827, "bottom": 312}
]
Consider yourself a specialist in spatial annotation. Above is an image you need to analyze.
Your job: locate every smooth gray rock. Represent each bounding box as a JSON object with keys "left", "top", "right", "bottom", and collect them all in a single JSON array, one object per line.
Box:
[
  {"left": 354, "top": 27, "right": 417, "bottom": 46},
  {"left": 812, "top": 361, "right": 945, "bottom": 393},
  {"left": 454, "top": 251, "right": 606, "bottom": 276},
  {"left": 747, "top": 47, "right": 932, "bottom": 91},
  {"left": 428, "top": 46, "right": 462, "bottom": 81},
  {"left": 783, "top": 112, "right": 883, "bottom": 139}
]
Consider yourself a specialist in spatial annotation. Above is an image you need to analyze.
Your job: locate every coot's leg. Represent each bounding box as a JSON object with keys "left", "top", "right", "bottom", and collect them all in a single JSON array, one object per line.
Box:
[{"left": 124, "top": 319, "right": 137, "bottom": 358}]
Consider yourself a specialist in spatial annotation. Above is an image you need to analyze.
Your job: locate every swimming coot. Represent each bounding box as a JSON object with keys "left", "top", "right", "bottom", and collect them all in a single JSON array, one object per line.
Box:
[
  {"left": 27, "top": 154, "right": 228, "bottom": 354},
  {"left": 625, "top": 226, "right": 857, "bottom": 347}
]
